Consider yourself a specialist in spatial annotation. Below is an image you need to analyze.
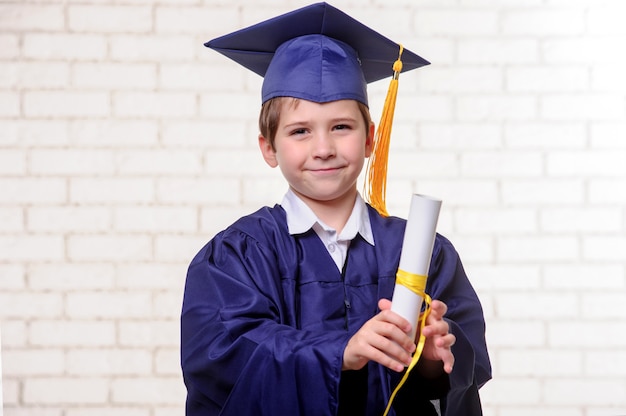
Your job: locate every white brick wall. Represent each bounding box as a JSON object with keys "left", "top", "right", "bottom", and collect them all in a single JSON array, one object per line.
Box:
[{"left": 1, "top": 0, "right": 625, "bottom": 415}]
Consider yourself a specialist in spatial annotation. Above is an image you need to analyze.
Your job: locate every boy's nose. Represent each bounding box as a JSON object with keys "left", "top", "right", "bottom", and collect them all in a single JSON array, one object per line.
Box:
[{"left": 312, "top": 133, "right": 336, "bottom": 159}]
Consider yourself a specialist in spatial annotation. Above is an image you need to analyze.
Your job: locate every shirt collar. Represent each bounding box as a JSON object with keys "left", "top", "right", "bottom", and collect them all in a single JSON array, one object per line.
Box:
[{"left": 280, "top": 188, "right": 375, "bottom": 246}]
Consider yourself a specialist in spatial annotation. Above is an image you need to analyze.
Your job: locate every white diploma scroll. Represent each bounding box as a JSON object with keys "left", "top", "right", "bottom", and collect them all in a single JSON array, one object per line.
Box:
[{"left": 391, "top": 194, "right": 442, "bottom": 341}]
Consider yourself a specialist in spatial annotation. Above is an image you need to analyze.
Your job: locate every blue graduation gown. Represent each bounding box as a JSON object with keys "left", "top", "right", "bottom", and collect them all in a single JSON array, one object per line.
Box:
[{"left": 181, "top": 204, "right": 491, "bottom": 415}]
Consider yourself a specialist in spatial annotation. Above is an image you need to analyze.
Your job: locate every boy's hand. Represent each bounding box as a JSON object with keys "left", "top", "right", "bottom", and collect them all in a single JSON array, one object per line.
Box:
[
  {"left": 342, "top": 299, "right": 416, "bottom": 372},
  {"left": 419, "top": 299, "right": 456, "bottom": 375}
]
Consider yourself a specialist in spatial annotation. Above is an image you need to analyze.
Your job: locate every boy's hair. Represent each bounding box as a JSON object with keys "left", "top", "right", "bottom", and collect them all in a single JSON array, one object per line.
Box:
[{"left": 259, "top": 97, "right": 373, "bottom": 151}]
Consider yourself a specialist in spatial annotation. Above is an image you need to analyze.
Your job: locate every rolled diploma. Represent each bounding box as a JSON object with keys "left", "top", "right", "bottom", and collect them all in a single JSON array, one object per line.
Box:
[{"left": 391, "top": 194, "right": 442, "bottom": 341}]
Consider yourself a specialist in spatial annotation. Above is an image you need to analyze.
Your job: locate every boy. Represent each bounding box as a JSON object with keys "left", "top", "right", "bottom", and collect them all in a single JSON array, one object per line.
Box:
[{"left": 181, "top": 3, "right": 491, "bottom": 415}]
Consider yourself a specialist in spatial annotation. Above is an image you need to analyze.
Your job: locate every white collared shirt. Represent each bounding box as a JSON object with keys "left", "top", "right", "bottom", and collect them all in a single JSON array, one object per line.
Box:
[{"left": 280, "top": 189, "right": 375, "bottom": 271}]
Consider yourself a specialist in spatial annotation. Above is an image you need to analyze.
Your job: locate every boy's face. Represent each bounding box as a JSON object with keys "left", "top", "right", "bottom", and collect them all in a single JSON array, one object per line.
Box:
[{"left": 259, "top": 99, "right": 374, "bottom": 207}]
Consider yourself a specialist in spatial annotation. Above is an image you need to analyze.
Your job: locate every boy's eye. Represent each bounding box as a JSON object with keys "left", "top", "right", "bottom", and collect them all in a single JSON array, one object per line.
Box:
[
  {"left": 333, "top": 124, "right": 351, "bottom": 131},
  {"left": 290, "top": 128, "right": 308, "bottom": 135}
]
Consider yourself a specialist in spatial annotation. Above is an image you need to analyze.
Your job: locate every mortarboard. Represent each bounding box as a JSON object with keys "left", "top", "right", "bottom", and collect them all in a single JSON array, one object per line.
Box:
[{"left": 206, "top": 2, "right": 430, "bottom": 215}]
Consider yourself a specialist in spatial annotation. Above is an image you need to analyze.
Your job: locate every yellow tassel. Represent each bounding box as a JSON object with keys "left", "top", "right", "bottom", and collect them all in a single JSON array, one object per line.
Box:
[{"left": 365, "top": 44, "right": 404, "bottom": 217}]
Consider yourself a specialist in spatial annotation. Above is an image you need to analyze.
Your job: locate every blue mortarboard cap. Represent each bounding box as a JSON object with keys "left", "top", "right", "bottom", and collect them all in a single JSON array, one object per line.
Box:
[{"left": 205, "top": 2, "right": 430, "bottom": 106}]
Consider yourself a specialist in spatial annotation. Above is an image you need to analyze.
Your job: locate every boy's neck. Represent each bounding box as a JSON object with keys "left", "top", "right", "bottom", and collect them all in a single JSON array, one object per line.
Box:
[{"left": 293, "top": 188, "right": 357, "bottom": 234}]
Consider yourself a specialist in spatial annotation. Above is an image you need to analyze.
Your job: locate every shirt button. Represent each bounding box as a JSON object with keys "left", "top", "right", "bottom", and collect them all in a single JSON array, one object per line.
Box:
[{"left": 328, "top": 243, "right": 336, "bottom": 252}]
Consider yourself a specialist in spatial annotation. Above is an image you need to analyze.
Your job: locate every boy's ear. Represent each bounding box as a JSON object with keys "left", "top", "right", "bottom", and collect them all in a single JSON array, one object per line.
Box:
[
  {"left": 365, "top": 122, "right": 375, "bottom": 158},
  {"left": 258, "top": 134, "right": 278, "bottom": 168}
]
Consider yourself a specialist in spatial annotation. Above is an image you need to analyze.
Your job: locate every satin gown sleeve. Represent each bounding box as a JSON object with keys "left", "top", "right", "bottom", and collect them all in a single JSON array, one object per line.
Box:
[{"left": 181, "top": 219, "right": 350, "bottom": 415}]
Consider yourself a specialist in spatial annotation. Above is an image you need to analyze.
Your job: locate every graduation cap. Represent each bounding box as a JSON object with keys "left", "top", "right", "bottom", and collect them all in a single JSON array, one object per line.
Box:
[{"left": 206, "top": 2, "right": 430, "bottom": 216}]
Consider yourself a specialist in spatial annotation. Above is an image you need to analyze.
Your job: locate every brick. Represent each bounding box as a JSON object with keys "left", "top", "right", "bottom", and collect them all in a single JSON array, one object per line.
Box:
[
  {"left": 159, "top": 63, "right": 246, "bottom": 91},
  {"left": 591, "top": 64, "right": 626, "bottom": 92},
  {"left": 155, "top": 235, "right": 211, "bottom": 263},
  {"left": 67, "top": 348, "right": 152, "bottom": 375},
  {"left": 0, "top": 293, "right": 63, "bottom": 318},
  {"left": 30, "top": 320, "right": 116, "bottom": 347},
  {"left": 117, "top": 150, "right": 203, "bottom": 175},
  {"left": 30, "top": 149, "right": 115, "bottom": 175},
  {"left": 544, "top": 37, "right": 626, "bottom": 64},
  {"left": 73, "top": 63, "right": 157, "bottom": 89},
  {"left": 583, "top": 236, "right": 626, "bottom": 261},
  {"left": 457, "top": 95, "right": 537, "bottom": 121},
  {"left": 0, "top": 34, "right": 19, "bottom": 59},
  {"left": 501, "top": 179, "right": 584, "bottom": 204},
  {"left": 585, "top": 350, "right": 626, "bottom": 376},
  {"left": 69, "top": 120, "right": 159, "bottom": 147},
  {"left": 591, "top": 122, "right": 626, "bottom": 148},
  {"left": 110, "top": 35, "right": 195, "bottom": 61},
  {"left": 543, "top": 94, "right": 625, "bottom": 120},
  {"left": 582, "top": 292, "right": 626, "bottom": 318},
  {"left": 2, "top": 349, "right": 64, "bottom": 376},
  {"left": 0, "top": 62, "right": 70, "bottom": 89},
  {"left": 24, "top": 378, "right": 109, "bottom": 404},
  {"left": 66, "top": 292, "right": 152, "bottom": 318},
  {"left": 419, "top": 67, "right": 502, "bottom": 93},
  {"left": 0, "top": 91, "right": 20, "bottom": 117},
  {"left": 589, "top": 179, "right": 626, "bottom": 204},
  {"left": 540, "top": 207, "right": 622, "bottom": 232},
  {"left": 153, "top": 291, "right": 182, "bottom": 319},
  {"left": 499, "top": 348, "right": 582, "bottom": 376},
  {"left": 0, "top": 120, "right": 18, "bottom": 145},
  {"left": 118, "top": 320, "right": 178, "bottom": 347},
  {"left": 478, "top": 377, "right": 541, "bottom": 404},
  {"left": 394, "top": 95, "right": 453, "bottom": 122},
  {"left": 1, "top": 320, "right": 27, "bottom": 347},
  {"left": 0, "top": 236, "right": 64, "bottom": 262},
  {"left": 502, "top": 9, "right": 585, "bottom": 35},
  {"left": 19, "top": 120, "right": 69, "bottom": 146},
  {"left": 444, "top": 235, "right": 494, "bottom": 263},
  {"left": 66, "top": 409, "right": 150, "bottom": 416},
  {"left": 496, "top": 292, "right": 578, "bottom": 318},
  {"left": 458, "top": 38, "right": 539, "bottom": 64},
  {"left": 23, "top": 91, "right": 110, "bottom": 118},
  {"left": 114, "top": 206, "right": 197, "bottom": 232},
  {"left": 161, "top": 120, "right": 247, "bottom": 148},
  {"left": 414, "top": 10, "right": 499, "bottom": 35},
  {"left": 548, "top": 150, "right": 626, "bottom": 176},
  {"left": 68, "top": 5, "right": 152, "bottom": 33},
  {"left": 465, "top": 264, "right": 541, "bottom": 290},
  {"left": 499, "top": 408, "right": 582, "bottom": 416},
  {"left": 199, "top": 92, "right": 264, "bottom": 120},
  {"left": 416, "top": 180, "right": 499, "bottom": 206},
  {"left": 28, "top": 263, "right": 115, "bottom": 290},
  {"left": 156, "top": 177, "right": 239, "bottom": 204},
  {"left": 420, "top": 123, "right": 501, "bottom": 150},
  {"left": 200, "top": 206, "right": 259, "bottom": 235},
  {"left": 549, "top": 322, "right": 626, "bottom": 347},
  {"left": 1, "top": 378, "right": 19, "bottom": 406},
  {"left": 0, "top": 4, "right": 64, "bottom": 31},
  {"left": 241, "top": 176, "right": 289, "bottom": 206},
  {"left": 154, "top": 348, "right": 180, "bottom": 375},
  {"left": 155, "top": 6, "right": 235, "bottom": 34},
  {"left": 544, "top": 379, "right": 626, "bottom": 405},
  {"left": 27, "top": 206, "right": 111, "bottom": 233},
  {"left": 388, "top": 151, "right": 459, "bottom": 177},
  {"left": 498, "top": 236, "right": 579, "bottom": 262},
  {"left": 461, "top": 151, "right": 543, "bottom": 177},
  {"left": 116, "top": 264, "right": 186, "bottom": 289},
  {"left": 505, "top": 122, "right": 586, "bottom": 149},
  {"left": 111, "top": 377, "right": 186, "bottom": 405},
  {"left": 23, "top": 34, "right": 107, "bottom": 61},
  {"left": 455, "top": 208, "right": 537, "bottom": 234},
  {"left": 68, "top": 235, "right": 152, "bottom": 261},
  {"left": 507, "top": 66, "right": 588, "bottom": 92},
  {"left": 0, "top": 264, "right": 25, "bottom": 289},
  {"left": 588, "top": 5, "right": 626, "bottom": 35},
  {"left": 113, "top": 92, "right": 196, "bottom": 118},
  {"left": 0, "top": 149, "right": 25, "bottom": 174},
  {"left": 0, "top": 207, "right": 24, "bottom": 232},
  {"left": 70, "top": 178, "right": 154, "bottom": 204},
  {"left": 544, "top": 264, "right": 624, "bottom": 289}
]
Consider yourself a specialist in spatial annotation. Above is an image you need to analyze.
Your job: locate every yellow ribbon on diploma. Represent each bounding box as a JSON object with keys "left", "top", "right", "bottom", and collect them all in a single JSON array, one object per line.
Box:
[{"left": 382, "top": 269, "right": 432, "bottom": 416}]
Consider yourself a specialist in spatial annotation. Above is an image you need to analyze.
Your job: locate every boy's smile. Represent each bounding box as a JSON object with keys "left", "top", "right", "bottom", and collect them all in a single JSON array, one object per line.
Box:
[{"left": 259, "top": 99, "right": 374, "bottom": 213}]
